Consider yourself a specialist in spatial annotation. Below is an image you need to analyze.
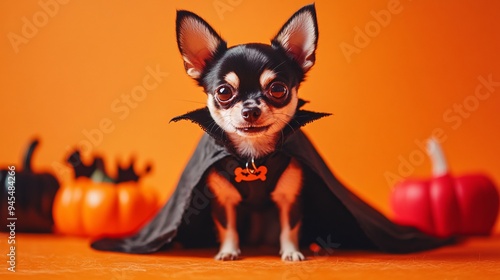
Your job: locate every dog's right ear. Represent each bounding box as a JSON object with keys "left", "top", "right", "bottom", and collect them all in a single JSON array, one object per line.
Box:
[
  {"left": 176, "top": 11, "right": 227, "bottom": 79},
  {"left": 272, "top": 4, "right": 318, "bottom": 73}
]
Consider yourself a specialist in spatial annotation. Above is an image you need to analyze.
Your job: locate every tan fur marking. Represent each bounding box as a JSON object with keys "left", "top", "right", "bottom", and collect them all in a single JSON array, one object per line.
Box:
[
  {"left": 271, "top": 158, "right": 304, "bottom": 261},
  {"left": 259, "top": 69, "right": 276, "bottom": 89},
  {"left": 207, "top": 169, "right": 242, "bottom": 206},
  {"left": 207, "top": 169, "right": 241, "bottom": 260},
  {"left": 271, "top": 158, "right": 303, "bottom": 205},
  {"left": 224, "top": 71, "right": 240, "bottom": 90}
]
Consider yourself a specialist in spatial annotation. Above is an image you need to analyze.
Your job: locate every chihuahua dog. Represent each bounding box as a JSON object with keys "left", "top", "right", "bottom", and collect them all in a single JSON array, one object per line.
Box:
[{"left": 175, "top": 4, "right": 318, "bottom": 261}]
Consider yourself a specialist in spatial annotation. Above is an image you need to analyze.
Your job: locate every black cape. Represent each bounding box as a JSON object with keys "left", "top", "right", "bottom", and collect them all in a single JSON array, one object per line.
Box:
[{"left": 91, "top": 100, "right": 453, "bottom": 254}]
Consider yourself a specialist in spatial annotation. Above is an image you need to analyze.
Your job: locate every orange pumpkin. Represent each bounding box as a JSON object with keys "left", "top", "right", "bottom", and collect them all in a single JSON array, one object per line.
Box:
[{"left": 53, "top": 152, "right": 158, "bottom": 237}]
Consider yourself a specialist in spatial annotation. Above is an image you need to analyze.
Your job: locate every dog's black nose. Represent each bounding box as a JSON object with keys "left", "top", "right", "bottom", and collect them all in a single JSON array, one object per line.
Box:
[{"left": 241, "top": 107, "right": 261, "bottom": 123}]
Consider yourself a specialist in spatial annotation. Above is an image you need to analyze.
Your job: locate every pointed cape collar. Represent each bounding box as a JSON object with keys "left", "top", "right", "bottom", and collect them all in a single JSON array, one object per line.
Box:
[{"left": 170, "top": 99, "right": 331, "bottom": 157}]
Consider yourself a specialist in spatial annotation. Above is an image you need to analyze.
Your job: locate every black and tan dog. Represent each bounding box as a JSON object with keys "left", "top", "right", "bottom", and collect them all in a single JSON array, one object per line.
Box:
[{"left": 176, "top": 5, "right": 318, "bottom": 261}]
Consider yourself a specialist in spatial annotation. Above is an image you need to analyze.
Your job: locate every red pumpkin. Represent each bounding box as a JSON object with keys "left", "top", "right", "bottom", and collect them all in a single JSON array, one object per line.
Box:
[
  {"left": 391, "top": 139, "right": 499, "bottom": 238},
  {"left": 53, "top": 152, "right": 158, "bottom": 237}
]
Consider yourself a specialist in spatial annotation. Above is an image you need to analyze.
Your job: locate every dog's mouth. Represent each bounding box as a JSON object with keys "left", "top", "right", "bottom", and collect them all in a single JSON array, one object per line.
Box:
[{"left": 235, "top": 125, "right": 270, "bottom": 134}]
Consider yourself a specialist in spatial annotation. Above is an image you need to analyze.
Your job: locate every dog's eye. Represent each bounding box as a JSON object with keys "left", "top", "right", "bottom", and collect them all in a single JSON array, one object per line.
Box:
[
  {"left": 215, "top": 84, "right": 235, "bottom": 103},
  {"left": 268, "top": 82, "right": 288, "bottom": 99}
]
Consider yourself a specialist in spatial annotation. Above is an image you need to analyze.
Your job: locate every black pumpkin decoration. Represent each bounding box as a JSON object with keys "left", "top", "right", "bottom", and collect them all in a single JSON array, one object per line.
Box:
[{"left": 0, "top": 139, "right": 60, "bottom": 232}]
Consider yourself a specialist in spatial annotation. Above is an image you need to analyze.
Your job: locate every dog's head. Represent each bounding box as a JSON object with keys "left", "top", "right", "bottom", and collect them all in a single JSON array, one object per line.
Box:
[{"left": 175, "top": 4, "right": 318, "bottom": 158}]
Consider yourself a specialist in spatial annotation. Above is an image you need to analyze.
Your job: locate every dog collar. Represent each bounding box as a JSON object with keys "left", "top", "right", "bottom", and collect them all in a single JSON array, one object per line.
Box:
[{"left": 170, "top": 98, "right": 331, "bottom": 155}]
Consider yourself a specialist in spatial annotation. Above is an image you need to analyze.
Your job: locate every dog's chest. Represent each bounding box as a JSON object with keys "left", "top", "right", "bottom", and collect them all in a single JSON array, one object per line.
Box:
[{"left": 213, "top": 153, "right": 291, "bottom": 210}]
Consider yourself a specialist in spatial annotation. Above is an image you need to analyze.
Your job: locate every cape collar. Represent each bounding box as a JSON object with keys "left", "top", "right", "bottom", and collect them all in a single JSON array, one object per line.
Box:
[{"left": 170, "top": 99, "right": 331, "bottom": 159}]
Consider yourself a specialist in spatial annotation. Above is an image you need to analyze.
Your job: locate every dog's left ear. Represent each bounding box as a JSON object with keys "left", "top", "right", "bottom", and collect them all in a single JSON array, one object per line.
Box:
[{"left": 272, "top": 4, "right": 318, "bottom": 73}]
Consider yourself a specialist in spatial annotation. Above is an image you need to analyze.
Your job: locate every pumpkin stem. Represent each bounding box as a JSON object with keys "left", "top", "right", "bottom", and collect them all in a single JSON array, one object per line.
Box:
[
  {"left": 426, "top": 138, "right": 448, "bottom": 177},
  {"left": 90, "top": 157, "right": 115, "bottom": 183},
  {"left": 23, "top": 138, "right": 40, "bottom": 173}
]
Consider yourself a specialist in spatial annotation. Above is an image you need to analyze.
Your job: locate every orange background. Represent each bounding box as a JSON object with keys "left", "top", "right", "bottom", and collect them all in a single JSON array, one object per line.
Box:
[{"left": 1, "top": 0, "right": 499, "bottom": 232}]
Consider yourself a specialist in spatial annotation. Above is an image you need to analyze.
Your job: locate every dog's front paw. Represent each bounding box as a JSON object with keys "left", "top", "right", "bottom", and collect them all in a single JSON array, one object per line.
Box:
[
  {"left": 214, "top": 249, "right": 241, "bottom": 261},
  {"left": 281, "top": 250, "right": 305, "bottom": 262}
]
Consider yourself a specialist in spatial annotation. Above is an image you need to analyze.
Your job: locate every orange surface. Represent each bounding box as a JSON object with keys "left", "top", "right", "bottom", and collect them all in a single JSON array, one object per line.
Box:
[
  {"left": 0, "top": 234, "right": 499, "bottom": 279},
  {"left": 1, "top": 1, "right": 499, "bottom": 232}
]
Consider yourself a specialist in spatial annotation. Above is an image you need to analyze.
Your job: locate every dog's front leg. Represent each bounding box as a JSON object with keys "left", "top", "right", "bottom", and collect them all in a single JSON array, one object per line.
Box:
[
  {"left": 207, "top": 169, "right": 241, "bottom": 261},
  {"left": 272, "top": 158, "right": 305, "bottom": 261}
]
